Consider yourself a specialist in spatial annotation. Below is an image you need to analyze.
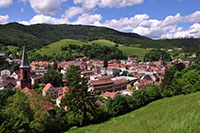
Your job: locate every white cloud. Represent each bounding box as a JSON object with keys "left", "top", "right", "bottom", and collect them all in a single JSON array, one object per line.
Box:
[
  {"left": 102, "top": 12, "right": 200, "bottom": 39},
  {"left": 62, "top": 7, "right": 84, "bottom": 19},
  {"left": 19, "top": 15, "right": 68, "bottom": 25},
  {"left": 23, "top": 0, "right": 67, "bottom": 16},
  {"left": 102, "top": 11, "right": 200, "bottom": 39},
  {"left": 73, "top": 0, "right": 143, "bottom": 9},
  {"left": 104, "top": 14, "right": 149, "bottom": 31},
  {"left": 185, "top": 11, "right": 200, "bottom": 23},
  {"left": 0, "top": 14, "right": 9, "bottom": 24},
  {"left": 161, "top": 23, "right": 200, "bottom": 39},
  {"left": 161, "top": 13, "right": 183, "bottom": 27},
  {"left": 74, "top": 0, "right": 99, "bottom": 9},
  {"left": 99, "top": 0, "right": 144, "bottom": 8},
  {"left": 0, "top": 0, "right": 13, "bottom": 8},
  {"left": 72, "top": 13, "right": 102, "bottom": 26}
]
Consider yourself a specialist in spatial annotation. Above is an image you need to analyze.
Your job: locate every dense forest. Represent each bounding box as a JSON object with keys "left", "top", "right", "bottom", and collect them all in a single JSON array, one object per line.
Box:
[{"left": 0, "top": 23, "right": 149, "bottom": 50}]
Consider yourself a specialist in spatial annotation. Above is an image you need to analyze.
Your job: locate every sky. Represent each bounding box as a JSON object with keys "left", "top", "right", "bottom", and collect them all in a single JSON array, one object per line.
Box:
[{"left": 0, "top": 0, "right": 200, "bottom": 39}]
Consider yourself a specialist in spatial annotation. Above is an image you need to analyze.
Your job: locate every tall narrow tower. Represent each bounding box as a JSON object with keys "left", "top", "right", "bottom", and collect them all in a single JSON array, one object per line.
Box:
[{"left": 20, "top": 46, "right": 32, "bottom": 89}]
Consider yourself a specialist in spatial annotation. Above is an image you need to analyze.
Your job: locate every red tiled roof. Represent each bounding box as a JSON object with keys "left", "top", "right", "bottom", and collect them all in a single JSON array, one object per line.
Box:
[
  {"left": 81, "top": 70, "right": 94, "bottom": 74},
  {"left": 22, "top": 87, "right": 54, "bottom": 111},
  {"left": 91, "top": 79, "right": 113, "bottom": 86},
  {"left": 58, "top": 89, "right": 63, "bottom": 95},
  {"left": 62, "top": 86, "right": 69, "bottom": 93},
  {"left": 43, "top": 83, "right": 53, "bottom": 92},
  {"left": 103, "top": 92, "right": 116, "bottom": 99}
]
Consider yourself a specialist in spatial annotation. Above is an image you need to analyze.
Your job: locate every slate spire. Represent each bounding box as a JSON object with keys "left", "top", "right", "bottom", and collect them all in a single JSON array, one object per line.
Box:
[{"left": 20, "top": 46, "right": 30, "bottom": 68}]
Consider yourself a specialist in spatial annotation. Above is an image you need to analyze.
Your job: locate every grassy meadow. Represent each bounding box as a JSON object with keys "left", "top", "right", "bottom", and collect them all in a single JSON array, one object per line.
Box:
[
  {"left": 37, "top": 39, "right": 87, "bottom": 56},
  {"left": 67, "top": 92, "right": 200, "bottom": 133},
  {"left": 37, "top": 39, "right": 149, "bottom": 58}
]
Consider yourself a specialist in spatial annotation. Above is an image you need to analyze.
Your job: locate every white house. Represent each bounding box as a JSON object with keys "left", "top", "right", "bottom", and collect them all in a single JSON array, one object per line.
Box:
[
  {"left": 1, "top": 70, "right": 11, "bottom": 77},
  {"left": 10, "top": 72, "right": 20, "bottom": 80}
]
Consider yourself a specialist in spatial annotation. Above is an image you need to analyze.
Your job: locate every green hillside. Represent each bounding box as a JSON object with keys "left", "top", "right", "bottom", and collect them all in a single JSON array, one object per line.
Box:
[
  {"left": 1, "top": 23, "right": 200, "bottom": 53},
  {"left": 67, "top": 92, "right": 200, "bottom": 133},
  {"left": 0, "top": 23, "right": 149, "bottom": 50},
  {"left": 38, "top": 39, "right": 87, "bottom": 56},
  {"left": 37, "top": 39, "right": 149, "bottom": 58}
]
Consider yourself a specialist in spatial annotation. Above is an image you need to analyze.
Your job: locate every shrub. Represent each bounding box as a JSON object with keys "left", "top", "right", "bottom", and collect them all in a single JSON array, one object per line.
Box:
[
  {"left": 182, "top": 84, "right": 194, "bottom": 95},
  {"left": 106, "top": 95, "right": 130, "bottom": 117},
  {"left": 145, "top": 85, "right": 162, "bottom": 102}
]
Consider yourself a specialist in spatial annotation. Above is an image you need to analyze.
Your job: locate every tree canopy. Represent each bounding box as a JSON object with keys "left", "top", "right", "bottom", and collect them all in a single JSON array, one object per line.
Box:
[{"left": 42, "top": 68, "right": 63, "bottom": 87}]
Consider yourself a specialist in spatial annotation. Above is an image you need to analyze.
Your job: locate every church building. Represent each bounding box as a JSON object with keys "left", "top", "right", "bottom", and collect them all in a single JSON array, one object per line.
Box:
[
  {"left": 19, "top": 46, "right": 55, "bottom": 116},
  {"left": 20, "top": 46, "right": 32, "bottom": 89}
]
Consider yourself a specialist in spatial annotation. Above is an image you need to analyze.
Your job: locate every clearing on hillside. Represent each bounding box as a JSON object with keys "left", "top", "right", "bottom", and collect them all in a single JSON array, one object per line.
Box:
[{"left": 37, "top": 39, "right": 149, "bottom": 58}]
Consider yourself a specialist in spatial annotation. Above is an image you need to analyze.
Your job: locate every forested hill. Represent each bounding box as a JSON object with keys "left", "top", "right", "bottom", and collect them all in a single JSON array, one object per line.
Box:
[{"left": 0, "top": 22, "right": 149, "bottom": 50}]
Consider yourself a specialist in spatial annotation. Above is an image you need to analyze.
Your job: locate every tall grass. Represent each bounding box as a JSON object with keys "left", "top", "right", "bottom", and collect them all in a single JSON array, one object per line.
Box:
[{"left": 67, "top": 92, "right": 200, "bottom": 133}]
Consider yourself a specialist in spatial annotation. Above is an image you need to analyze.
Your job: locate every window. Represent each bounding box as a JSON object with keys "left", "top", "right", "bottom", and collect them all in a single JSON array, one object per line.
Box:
[{"left": 24, "top": 70, "right": 28, "bottom": 79}]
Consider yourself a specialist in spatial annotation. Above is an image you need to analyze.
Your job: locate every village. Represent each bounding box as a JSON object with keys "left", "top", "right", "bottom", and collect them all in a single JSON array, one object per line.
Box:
[{"left": 0, "top": 46, "right": 193, "bottom": 110}]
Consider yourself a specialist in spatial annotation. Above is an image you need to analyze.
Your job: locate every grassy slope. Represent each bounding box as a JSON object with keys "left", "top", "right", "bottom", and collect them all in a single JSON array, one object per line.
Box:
[
  {"left": 67, "top": 92, "right": 200, "bottom": 133},
  {"left": 38, "top": 39, "right": 87, "bottom": 56},
  {"left": 38, "top": 39, "right": 149, "bottom": 58}
]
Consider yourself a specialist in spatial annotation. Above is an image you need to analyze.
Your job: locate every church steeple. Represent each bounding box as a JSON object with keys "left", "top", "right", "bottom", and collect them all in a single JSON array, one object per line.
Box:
[
  {"left": 20, "top": 46, "right": 32, "bottom": 89},
  {"left": 20, "top": 46, "right": 30, "bottom": 68}
]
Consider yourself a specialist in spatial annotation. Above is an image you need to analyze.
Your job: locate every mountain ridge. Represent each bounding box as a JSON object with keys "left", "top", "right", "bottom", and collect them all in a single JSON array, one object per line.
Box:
[{"left": 0, "top": 22, "right": 150, "bottom": 50}]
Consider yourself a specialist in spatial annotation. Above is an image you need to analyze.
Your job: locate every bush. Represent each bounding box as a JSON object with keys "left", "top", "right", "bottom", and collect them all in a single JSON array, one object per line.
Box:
[
  {"left": 106, "top": 95, "right": 131, "bottom": 117},
  {"left": 182, "top": 84, "right": 194, "bottom": 95},
  {"left": 131, "top": 90, "right": 149, "bottom": 108},
  {"left": 145, "top": 85, "right": 162, "bottom": 102}
]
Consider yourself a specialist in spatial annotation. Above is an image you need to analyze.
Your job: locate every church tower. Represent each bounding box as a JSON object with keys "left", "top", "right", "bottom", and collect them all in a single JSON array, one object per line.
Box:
[{"left": 20, "top": 46, "right": 32, "bottom": 89}]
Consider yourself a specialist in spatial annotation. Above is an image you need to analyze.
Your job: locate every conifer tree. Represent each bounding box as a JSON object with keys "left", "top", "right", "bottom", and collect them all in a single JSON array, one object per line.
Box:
[{"left": 62, "top": 66, "right": 101, "bottom": 126}]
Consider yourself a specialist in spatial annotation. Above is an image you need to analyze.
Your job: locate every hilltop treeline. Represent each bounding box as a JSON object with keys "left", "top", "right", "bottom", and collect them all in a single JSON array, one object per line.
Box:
[
  {"left": 140, "top": 38, "right": 200, "bottom": 53},
  {"left": 1, "top": 23, "right": 200, "bottom": 53},
  {"left": 0, "top": 23, "right": 148, "bottom": 50}
]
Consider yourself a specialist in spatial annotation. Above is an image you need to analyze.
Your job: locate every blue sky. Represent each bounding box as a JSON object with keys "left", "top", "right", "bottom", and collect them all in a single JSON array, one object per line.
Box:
[{"left": 0, "top": 0, "right": 200, "bottom": 39}]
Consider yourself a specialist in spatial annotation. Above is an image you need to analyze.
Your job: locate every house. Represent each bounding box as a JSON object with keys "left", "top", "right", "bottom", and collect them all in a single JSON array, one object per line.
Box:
[
  {"left": 89, "top": 79, "right": 114, "bottom": 92},
  {"left": 0, "top": 52, "right": 5, "bottom": 57},
  {"left": 31, "top": 74, "right": 42, "bottom": 85},
  {"left": 1, "top": 77, "right": 17, "bottom": 89},
  {"left": 43, "top": 83, "right": 57, "bottom": 99},
  {"left": 43, "top": 83, "right": 57, "bottom": 98},
  {"left": 43, "top": 83, "right": 67, "bottom": 99},
  {"left": 10, "top": 71, "right": 20, "bottom": 80},
  {"left": 134, "top": 78, "right": 154, "bottom": 90},
  {"left": 81, "top": 70, "right": 94, "bottom": 77},
  {"left": 111, "top": 76, "right": 137, "bottom": 86},
  {"left": 102, "top": 91, "right": 116, "bottom": 99},
  {"left": 168, "top": 49, "right": 173, "bottom": 52},
  {"left": 56, "top": 86, "right": 69, "bottom": 107},
  {"left": 56, "top": 96, "right": 64, "bottom": 107},
  {"left": 106, "top": 68, "right": 120, "bottom": 75},
  {"left": 120, "top": 89, "right": 133, "bottom": 96},
  {"left": 177, "top": 48, "right": 182, "bottom": 51},
  {"left": 128, "top": 56, "right": 137, "bottom": 61},
  {"left": 135, "top": 82, "right": 145, "bottom": 90},
  {"left": 113, "top": 79, "right": 129, "bottom": 91},
  {"left": 1, "top": 70, "right": 11, "bottom": 77}
]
